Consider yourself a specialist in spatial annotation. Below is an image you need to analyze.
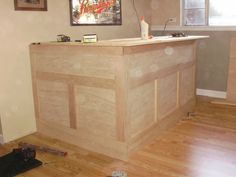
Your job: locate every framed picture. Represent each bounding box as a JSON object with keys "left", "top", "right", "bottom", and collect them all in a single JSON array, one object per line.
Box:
[
  {"left": 14, "top": 0, "right": 47, "bottom": 11},
  {"left": 69, "top": 0, "right": 122, "bottom": 26}
]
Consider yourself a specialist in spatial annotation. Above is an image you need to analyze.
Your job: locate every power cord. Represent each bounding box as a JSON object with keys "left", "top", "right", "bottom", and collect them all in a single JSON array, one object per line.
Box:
[
  {"left": 132, "top": 0, "right": 141, "bottom": 33},
  {"left": 162, "top": 18, "right": 171, "bottom": 36},
  {"left": 162, "top": 19, "right": 188, "bottom": 37}
]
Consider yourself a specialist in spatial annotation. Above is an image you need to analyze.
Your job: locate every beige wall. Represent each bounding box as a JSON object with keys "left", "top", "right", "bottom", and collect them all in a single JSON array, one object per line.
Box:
[
  {"left": 151, "top": 0, "right": 180, "bottom": 26},
  {"left": 0, "top": 0, "right": 151, "bottom": 142},
  {"left": 194, "top": 31, "right": 233, "bottom": 91},
  {"left": 151, "top": 0, "right": 234, "bottom": 92}
]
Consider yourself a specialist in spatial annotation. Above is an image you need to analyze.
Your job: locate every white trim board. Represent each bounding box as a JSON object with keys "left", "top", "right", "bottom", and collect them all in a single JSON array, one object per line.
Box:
[
  {"left": 196, "top": 89, "right": 227, "bottom": 99},
  {"left": 0, "top": 134, "right": 4, "bottom": 144}
]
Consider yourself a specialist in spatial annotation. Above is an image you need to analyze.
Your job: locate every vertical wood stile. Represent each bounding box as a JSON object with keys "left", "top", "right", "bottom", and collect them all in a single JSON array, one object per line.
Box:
[
  {"left": 115, "top": 55, "right": 127, "bottom": 142},
  {"left": 154, "top": 79, "right": 159, "bottom": 122},
  {"left": 30, "top": 48, "right": 40, "bottom": 120},
  {"left": 176, "top": 71, "right": 180, "bottom": 108},
  {"left": 68, "top": 82, "right": 77, "bottom": 129}
]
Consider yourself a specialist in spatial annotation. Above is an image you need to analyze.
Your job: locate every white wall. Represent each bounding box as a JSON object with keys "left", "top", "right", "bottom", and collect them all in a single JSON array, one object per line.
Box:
[{"left": 0, "top": 0, "right": 151, "bottom": 142}]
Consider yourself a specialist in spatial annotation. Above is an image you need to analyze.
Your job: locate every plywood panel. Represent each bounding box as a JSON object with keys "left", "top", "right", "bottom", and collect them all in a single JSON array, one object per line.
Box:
[
  {"left": 37, "top": 80, "right": 70, "bottom": 128},
  {"left": 35, "top": 71, "right": 115, "bottom": 90},
  {"left": 128, "top": 44, "right": 194, "bottom": 81},
  {"left": 129, "top": 81, "right": 155, "bottom": 138},
  {"left": 30, "top": 39, "right": 201, "bottom": 160},
  {"left": 157, "top": 73, "right": 178, "bottom": 120},
  {"left": 75, "top": 86, "right": 116, "bottom": 139},
  {"left": 114, "top": 58, "right": 129, "bottom": 141},
  {"left": 33, "top": 47, "right": 116, "bottom": 79},
  {"left": 180, "top": 66, "right": 195, "bottom": 106}
]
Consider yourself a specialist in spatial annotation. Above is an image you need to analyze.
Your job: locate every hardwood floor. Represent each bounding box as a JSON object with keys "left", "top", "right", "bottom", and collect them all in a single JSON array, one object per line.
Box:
[{"left": 1, "top": 96, "right": 236, "bottom": 177}]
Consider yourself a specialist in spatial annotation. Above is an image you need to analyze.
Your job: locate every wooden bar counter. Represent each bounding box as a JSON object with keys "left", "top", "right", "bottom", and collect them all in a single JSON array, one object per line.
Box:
[{"left": 30, "top": 36, "right": 207, "bottom": 160}]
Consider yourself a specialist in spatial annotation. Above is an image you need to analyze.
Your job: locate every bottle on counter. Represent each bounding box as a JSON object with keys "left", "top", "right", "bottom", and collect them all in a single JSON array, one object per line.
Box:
[{"left": 140, "top": 16, "right": 149, "bottom": 40}]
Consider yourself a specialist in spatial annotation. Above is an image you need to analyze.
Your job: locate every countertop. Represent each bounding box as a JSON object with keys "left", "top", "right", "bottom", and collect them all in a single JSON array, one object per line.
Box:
[{"left": 36, "top": 35, "right": 209, "bottom": 47}]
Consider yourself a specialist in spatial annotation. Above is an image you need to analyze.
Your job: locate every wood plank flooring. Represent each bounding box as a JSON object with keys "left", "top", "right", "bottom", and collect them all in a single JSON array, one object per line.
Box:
[{"left": 1, "top": 96, "right": 236, "bottom": 177}]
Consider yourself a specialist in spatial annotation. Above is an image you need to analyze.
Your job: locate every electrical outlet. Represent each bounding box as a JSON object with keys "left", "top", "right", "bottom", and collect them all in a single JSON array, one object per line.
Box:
[{"left": 168, "top": 17, "right": 176, "bottom": 23}]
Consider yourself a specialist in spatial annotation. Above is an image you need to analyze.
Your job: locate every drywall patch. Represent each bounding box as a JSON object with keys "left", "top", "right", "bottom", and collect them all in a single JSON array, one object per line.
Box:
[
  {"left": 130, "top": 69, "right": 143, "bottom": 78},
  {"left": 164, "top": 46, "right": 174, "bottom": 55},
  {"left": 150, "top": 64, "right": 159, "bottom": 72}
]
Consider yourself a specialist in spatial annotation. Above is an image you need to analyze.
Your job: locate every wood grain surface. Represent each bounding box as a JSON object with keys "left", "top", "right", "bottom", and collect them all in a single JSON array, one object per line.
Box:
[
  {"left": 1, "top": 96, "right": 236, "bottom": 177},
  {"left": 29, "top": 40, "right": 199, "bottom": 160}
]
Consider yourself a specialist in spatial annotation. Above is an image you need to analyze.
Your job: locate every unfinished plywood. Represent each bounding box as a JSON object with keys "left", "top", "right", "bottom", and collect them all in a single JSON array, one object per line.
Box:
[
  {"left": 128, "top": 42, "right": 195, "bottom": 89},
  {"left": 128, "top": 43, "right": 194, "bottom": 81},
  {"left": 180, "top": 66, "right": 195, "bottom": 106},
  {"left": 129, "top": 81, "right": 155, "bottom": 138},
  {"left": 37, "top": 80, "right": 70, "bottom": 128},
  {"left": 157, "top": 72, "right": 178, "bottom": 120},
  {"left": 75, "top": 86, "right": 116, "bottom": 139},
  {"left": 33, "top": 46, "right": 116, "bottom": 79},
  {"left": 30, "top": 37, "right": 204, "bottom": 160}
]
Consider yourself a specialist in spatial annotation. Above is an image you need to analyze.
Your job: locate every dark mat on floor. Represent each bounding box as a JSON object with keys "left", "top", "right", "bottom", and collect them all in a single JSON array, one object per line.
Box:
[{"left": 0, "top": 148, "right": 42, "bottom": 177}]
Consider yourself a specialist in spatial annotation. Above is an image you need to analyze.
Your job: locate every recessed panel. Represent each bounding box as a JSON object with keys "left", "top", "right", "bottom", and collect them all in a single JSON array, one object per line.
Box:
[
  {"left": 75, "top": 86, "right": 116, "bottom": 139},
  {"left": 34, "top": 47, "right": 116, "bottom": 79},
  {"left": 157, "top": 73, "right": 178, "bottom": 120},
  {"left": 129, "top": 81, "right": 155, "bottom": 137},
  {"left": 180, "top": 66, "right": 195, "bottom": 106},
  {"left": 37, "top": 80, "right": 70, "bottom": 127}
]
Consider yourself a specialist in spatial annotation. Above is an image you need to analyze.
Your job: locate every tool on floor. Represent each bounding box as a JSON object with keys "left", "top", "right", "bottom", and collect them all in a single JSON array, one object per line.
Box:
[
  {"left": 107, "top": 170, "right": 127, "bottom": 177},
  {"left": 18, "top": 142, "right": 68, "bottom": 157},
  {"left": 187, "top": 112, "right": 196, "bottom": 117},
  {"left": 57, "top": 34, "right": 71, "bottom": 42}
]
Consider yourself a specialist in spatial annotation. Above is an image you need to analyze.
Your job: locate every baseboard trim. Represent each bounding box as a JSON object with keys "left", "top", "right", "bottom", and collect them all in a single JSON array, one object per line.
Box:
[
  {"left": 196, "top": 89, "right": 227, "bottom": 99},
  {"left": 0, "top": 134, "right": 4, "bottom": 144}
]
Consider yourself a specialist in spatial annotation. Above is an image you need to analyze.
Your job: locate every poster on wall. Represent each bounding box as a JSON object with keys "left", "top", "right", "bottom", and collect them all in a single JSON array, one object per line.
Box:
[
  {"left": 70, "top": 0, "right": 122, "bottom": 25},
  {"left": 14, "top": 0, "right": 47, "bottom": 11}
]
